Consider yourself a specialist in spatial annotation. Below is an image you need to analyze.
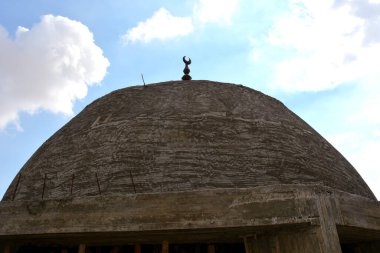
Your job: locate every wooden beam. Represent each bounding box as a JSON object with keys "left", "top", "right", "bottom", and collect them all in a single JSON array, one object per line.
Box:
[
  {"left": 3, "top": 243, "right": 11, "bottom": 253},
  {"left": 208, "top": 244, "right": 215, "bottom": 253},
  {"left": 134, "top": 244, "right": 141, "bottom": 253},
  {"left": 154, "top": 244, "right": 161, "bottom": 253},
  {"left": 243, "top": 236, "right": 254, "bottom": 253},
  {"left": 271, "top": 236, "right": 280, "bottom": 253},
  {"left": 110, "top": 246, "right": 121, "bottom": 253},
  {"left": 162, "top": 240, "right": 169, "bottom": 253},
  {"left": 78, "top": 244, "right": 86, "bottom": 253}
]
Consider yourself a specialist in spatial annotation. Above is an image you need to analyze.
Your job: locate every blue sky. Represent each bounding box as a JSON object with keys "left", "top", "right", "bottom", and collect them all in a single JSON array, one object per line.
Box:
[{"left": 1, "top": 0, "right": 380, "bottom": 199}]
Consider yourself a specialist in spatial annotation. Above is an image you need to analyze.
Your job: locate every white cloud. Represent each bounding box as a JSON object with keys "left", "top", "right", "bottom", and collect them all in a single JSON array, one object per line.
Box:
[
  {"left": 193, "top": 0, "right": 239, "bottom": 25},
  {"left": 0, "top": 15, "right": 109, "bottom": 129},
  {"left": 373, "top": 129, "right": 380, "bottom": 138},
  {"left": 122, "top": 1, "right": 240, "bottom": 44},
  {"left": 257, "top": 0, "right": 380, "bottom": 198},
  {"left": 327, "top": 131, "right": 380, "bottom": 199},
  {"left": 265, "top": 0, "right": 380, "bottom": 92},
  {"left": 122, "top": 8, "right": 194, "bottom": 44}
]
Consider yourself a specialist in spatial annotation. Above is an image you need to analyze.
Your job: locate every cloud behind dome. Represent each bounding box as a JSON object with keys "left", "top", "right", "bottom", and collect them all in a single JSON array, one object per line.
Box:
[
  {"left": 263, "top": 0, "right": 380, "bottom": 92},
  {"left": 0, "top": 15, "right": 110, "bottom": 129},
  {"left": 122, "top": 0, "right": 239, "bottom": 44}
]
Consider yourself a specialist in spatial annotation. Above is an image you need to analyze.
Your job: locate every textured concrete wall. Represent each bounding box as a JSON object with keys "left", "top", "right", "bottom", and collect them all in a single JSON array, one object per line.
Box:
[
  {"left": 1, "top": 186, "right": 380, "bottom": 252},
  {"left": 246, "top": 228, "right": 329, "bottom": 253},
  {"left": 0, "top": 185, "right": 379, "bottom": 238},
  {"left": 0, "top": 186, "right": 320, "bottom": 236},
  {"left": 2, "top": 81, "right": 375, "bottom": 202}
]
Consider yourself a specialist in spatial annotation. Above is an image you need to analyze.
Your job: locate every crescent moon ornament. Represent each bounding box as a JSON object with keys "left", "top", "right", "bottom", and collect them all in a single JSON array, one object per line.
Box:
[
  {"left": 183, "top": 56, "right": 191, "bottom": 65},
  {"left": 182, "top": 56, "right": 192, "bottom": 80}
]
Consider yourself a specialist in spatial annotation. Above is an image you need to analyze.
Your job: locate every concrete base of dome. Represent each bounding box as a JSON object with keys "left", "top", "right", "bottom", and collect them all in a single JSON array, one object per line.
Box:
[{"left": 0, "top": 185, "right": 379, "bottom": 252}]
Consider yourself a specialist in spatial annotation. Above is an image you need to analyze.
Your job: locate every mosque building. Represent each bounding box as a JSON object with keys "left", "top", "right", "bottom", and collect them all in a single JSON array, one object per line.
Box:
[{"left": 1, "top": 58, "right": 379, "bottom": 253}]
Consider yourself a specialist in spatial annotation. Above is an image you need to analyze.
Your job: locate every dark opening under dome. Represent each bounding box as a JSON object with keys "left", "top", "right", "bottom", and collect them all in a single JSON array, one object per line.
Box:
[{"left": 3, "top": 80, "right": 375, "bottom": 201}]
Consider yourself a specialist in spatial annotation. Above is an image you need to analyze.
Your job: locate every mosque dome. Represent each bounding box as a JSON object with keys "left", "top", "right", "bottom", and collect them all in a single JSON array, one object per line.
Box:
[
  {"left": 2, "top": 80, "right": 380, "bottom": 253},
  {"left": 2, "top": 80, "right": 375, "bottom": 201}
]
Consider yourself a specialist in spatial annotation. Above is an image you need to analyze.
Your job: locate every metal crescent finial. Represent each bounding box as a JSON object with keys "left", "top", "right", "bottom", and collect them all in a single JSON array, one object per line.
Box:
[
  {"left": 182, "top": 56, "right": 192, "bottom": 80},
  {"left": 183, "top": 56, "right": 191, "bottom": 65}
]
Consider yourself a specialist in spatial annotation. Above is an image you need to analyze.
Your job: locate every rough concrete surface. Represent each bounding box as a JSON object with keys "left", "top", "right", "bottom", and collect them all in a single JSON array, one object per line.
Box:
[
  {"left": 1, "top": 81, "right": 379, "bottom": 253},
  {"left": 2, "top": 81, "right": 375, "bottom": 201}
]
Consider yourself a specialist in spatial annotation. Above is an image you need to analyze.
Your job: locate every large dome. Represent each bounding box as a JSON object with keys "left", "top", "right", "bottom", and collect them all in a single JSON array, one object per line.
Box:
[{"left": 2, "top": 80, "right": 375, "bottom": 201}]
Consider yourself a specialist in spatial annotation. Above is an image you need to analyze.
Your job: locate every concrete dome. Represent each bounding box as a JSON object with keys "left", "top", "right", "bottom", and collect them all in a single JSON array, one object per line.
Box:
[{"left": 2, "top": 80, "right": 376, "bottom": 201}]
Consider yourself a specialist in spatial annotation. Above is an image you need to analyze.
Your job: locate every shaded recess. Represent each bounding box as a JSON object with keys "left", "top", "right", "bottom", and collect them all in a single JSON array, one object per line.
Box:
[{"left": 2, "top": 80, "right": 375, "bottom": 201}]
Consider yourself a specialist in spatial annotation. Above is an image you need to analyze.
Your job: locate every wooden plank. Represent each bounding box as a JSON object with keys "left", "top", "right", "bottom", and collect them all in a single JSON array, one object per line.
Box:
[
  {"left": 3, "top": 244, "right": 11, "bottom": 253},
  {"left": 208, "top": 244, "right": 215, "bottom": 253},
  {"left": 243, "top": 236, "right": 256, "bottom": 253},
  {"left": 134, "top": 244, "right": 141, "bottom": 253},
  {"left": 78, "top": 244, "right": 86, "bottom": 253},
  {"left": 110, "top": 246, "right": 120, "bottom": 253},
  {"left": 162, "top": 240, "right": 169, "bottom": 253},
  {"left": 271, "top": 236, "right": 280, "bottom": 253}
]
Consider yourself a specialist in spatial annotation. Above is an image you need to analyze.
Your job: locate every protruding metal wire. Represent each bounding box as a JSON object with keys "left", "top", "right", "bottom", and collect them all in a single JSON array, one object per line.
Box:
[
  {"left": 95, "top": 172, "right": 101, "bottom": 195},
  {"left": 42, "top": 173, "right": 47, "bottom": 200},
  {"left": 70, "top": 174, "right": 75, "bottom": 195},
  {"left": 130, "top": 170, "right": 137, "bottom": 194},
  {"left": 141, "top": 74, "right": 146, "bottom": 86},
  {"left": 12, "top": 173, "right": 22, "bottom": 201}
]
